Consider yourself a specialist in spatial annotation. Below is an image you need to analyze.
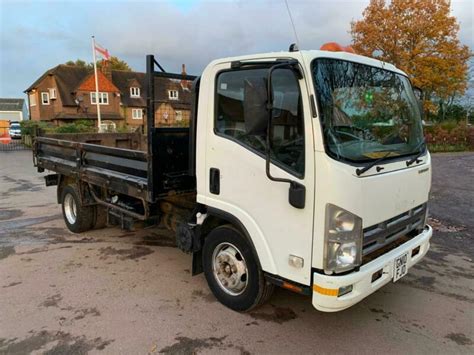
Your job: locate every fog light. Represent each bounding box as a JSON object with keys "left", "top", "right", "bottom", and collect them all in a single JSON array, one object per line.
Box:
[
  {"left": 371, "top": 269, "right": 383, "bottom": 283},
  {"left": 412, "top": 246, "right": 420, "bottom": 257},
  {"left": 338, "top": 285, "right": 353, "bottom": 297}
]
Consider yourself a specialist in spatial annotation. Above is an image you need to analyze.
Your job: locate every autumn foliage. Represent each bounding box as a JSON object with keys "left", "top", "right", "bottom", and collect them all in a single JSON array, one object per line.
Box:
[
  {"left": 351, "top": 0, "right": 471, "bottom": 114},
  {"left": 424, "top": 122, "right": 474, "bottom": 151}
]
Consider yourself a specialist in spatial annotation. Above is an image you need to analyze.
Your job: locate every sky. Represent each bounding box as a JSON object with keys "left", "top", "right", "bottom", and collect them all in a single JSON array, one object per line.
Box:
[{"left": 0, "top": 0, "right": 473, "bottom": 99}]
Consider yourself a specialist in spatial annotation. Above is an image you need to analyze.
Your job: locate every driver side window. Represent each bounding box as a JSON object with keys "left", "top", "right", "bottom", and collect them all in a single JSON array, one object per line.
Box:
[{"left": 215, "top": 68, "right": 305, "bottom": 176}]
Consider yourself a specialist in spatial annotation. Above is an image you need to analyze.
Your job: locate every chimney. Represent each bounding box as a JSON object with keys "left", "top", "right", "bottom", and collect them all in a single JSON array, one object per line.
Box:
[
  {"left": 101, "top": 60, "right": 112, "bottom": 82},
  {"left": 180, "top": 64, "right": 190, "bottom": 90}
]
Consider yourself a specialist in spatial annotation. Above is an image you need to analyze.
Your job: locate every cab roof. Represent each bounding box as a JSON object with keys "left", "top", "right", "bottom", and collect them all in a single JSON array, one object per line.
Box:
[{"left": 210, "top": 49, "right": 406, "bottom": 77}]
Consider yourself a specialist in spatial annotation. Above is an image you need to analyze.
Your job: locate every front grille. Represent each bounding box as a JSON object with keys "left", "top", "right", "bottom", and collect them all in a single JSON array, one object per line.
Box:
[{"left": 362, "top": 204, "right": 427, "bottom": 259}]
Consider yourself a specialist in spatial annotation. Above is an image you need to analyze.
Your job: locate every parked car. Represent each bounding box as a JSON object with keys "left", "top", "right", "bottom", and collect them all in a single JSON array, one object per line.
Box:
[{"left": 9, "top": 121, "right": 21, "bottom": 139}]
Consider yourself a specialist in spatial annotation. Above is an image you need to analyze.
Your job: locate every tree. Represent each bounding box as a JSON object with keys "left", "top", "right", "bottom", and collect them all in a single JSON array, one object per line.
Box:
[
  {"left": 96, "top": 56, "right": 132, "bottom": 72},
  {"left": 351, "top": 0, "right": 471, "bottom": 116},
  {"left": 65, "top": 59, "right": 89, "bottom": 68},
  {"left": 64, "top": 56, "right": 132, "bottom": 72}
]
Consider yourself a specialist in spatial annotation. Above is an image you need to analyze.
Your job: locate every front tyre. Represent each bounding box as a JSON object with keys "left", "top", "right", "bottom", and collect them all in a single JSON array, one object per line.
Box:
[
  {"left": 202, "top": 225, "right": 274, "bottom": 312},
  {"left": 61, "top": 184, "right": 94, "bottom": 233}
]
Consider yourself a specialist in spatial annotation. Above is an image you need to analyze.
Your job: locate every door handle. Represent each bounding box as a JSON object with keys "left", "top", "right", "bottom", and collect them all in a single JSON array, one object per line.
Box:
[{"left": 209, "top": 168, "right": 220, "bottom": 195}]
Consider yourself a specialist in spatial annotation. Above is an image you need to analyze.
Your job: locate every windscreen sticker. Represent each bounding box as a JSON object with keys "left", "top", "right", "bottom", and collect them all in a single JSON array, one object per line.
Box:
[
  {"left": 363, "top": 151, "right": 400, "bottom": 159},
  {"left": 220, "top": 83, "right": 228, "bottom": 90}
]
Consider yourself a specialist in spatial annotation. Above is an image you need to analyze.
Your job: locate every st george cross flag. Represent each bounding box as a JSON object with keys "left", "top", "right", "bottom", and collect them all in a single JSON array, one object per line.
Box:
[{"left": 94, "top": 43, "right": 110, "bottom": 60}]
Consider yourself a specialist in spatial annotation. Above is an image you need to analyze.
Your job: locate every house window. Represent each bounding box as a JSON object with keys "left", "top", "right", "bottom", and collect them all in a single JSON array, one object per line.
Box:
[
  {"left": 132, "top": 108, "right": 143, "bottom": 120},
  {"left": 175, "top": 110, "right": 182, "bottom": 121},
  {"left": 49, "top": 88, "right": 57, "bottom": 99},
  {"left": 90, "top": 92, "right": 109, "bottom": 105},
  {"left": 130, "top": 87, "right": 140, "bottom": 97},
  {"left": 41, "top": 92, "right": 50, "bottom": 105},
  {"left": 29, "top": 93, "right": 36, "bottom": 106},
  {"left": 168, "top": 90, "right": 179, "bottom": 100}
]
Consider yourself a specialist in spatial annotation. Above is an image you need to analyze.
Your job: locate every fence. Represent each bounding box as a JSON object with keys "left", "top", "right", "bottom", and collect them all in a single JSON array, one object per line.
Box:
[{"left": 0, "top": 139, "right": 30, "bottom": 152}]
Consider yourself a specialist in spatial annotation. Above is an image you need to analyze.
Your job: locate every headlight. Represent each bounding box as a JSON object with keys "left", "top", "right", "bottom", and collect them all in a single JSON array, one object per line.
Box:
[{"left": 324, "top": 204, "right": 363, "bottom": 274}]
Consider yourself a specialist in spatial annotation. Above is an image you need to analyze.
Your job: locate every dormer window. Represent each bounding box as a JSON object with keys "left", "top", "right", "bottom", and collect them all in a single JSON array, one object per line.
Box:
[
  {"left": 168, "top": 90, "right": 179, "bottom": 100},
  {"left": 90, "top": 92, "right": 109, "bottom": 105},
  {"left": 130, "top": 87, "right": 140, "bottom": 98}
]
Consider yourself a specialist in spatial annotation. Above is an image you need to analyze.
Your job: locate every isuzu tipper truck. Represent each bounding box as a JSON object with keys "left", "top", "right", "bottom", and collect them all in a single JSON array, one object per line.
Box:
[{"left": 33, "top": 45, "right": 432, "bottom": 312}]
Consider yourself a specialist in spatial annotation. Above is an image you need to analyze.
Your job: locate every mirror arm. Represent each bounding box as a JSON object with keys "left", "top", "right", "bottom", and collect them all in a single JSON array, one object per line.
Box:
[
  {"left": 265, "top": 62, "right": 294, "bottom": 185},
  {"left": 264, "top": 61, "right": 306, "bottom": 209}
]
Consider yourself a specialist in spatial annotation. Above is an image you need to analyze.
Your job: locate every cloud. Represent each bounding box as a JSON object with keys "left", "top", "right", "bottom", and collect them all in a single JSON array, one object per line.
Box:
[{"left": 0, "top": 0, "right": 472, "bottom": 99}]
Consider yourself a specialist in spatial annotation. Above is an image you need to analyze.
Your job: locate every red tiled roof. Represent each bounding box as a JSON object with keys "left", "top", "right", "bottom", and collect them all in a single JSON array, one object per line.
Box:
[{"left": 76, "top": 71, "right": 119, "bottom": 92}]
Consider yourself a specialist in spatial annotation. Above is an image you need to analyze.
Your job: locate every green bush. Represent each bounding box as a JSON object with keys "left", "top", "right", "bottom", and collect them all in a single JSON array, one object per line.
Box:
[
  {"left": 54, "top": 120, "right": 96, "bottom": 133},
  {"left": 19, "top": 120, "right": 51, "bottom": 135}
]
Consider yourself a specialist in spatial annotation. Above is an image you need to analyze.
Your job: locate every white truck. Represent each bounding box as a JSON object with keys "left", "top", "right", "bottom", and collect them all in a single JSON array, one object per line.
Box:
[{"left": 33, "top": 46, "right": 432, "bottom": 312}]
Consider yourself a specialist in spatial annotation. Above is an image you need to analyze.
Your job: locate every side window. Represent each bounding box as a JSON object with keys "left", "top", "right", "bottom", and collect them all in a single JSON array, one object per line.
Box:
[{"left": 215, "top": 68, "right": 304, "bottom": 176}]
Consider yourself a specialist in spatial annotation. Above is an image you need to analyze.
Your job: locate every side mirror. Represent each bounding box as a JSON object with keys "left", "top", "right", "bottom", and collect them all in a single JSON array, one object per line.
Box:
[
  {"left": 413, "top": 86, "right": 424, "bottom": 117},
  {"left": 243, "top": 77, "right": 268, "bottom": 135},
  {"left": 289, "top": 181, "right": 305, "bottom": 209},
  {"left": 413, "top": 86, "right": 423, "bottom": 101}
]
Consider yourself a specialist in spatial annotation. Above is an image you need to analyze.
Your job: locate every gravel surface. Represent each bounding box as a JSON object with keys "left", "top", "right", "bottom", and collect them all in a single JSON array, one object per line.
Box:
[{"left": 0, "top": 150, "right": 472, "bottom": 354}]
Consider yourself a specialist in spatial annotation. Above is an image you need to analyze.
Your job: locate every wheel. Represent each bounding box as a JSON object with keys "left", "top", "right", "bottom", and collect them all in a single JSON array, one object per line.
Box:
[
  {"left": 93, "top": 205, "right": 108, "bottom": 229},
  {"left": 61, "top": 184, "right": 94, "bottom": 233},
  {"left": 202, "top": 225, "right": 274, "bottom": 312}
]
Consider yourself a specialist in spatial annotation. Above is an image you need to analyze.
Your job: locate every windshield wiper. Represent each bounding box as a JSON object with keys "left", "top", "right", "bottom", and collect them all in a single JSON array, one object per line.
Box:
[
  {"left": 356, "top": 151, "right": 393, "bottom": 176},
  {"left": 406, "top": 140, "right": 426, "bottom": 166}
]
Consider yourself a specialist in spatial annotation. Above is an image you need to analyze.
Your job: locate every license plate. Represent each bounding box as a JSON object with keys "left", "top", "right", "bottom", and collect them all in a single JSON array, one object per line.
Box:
[{"left": 393, "top": 252, "right": 409, "bottom": 282}]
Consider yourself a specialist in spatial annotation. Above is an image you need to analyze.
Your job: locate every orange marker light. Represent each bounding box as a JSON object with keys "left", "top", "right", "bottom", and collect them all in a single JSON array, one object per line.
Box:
[
  {"left": 313, "top": 284, "right": 339, "bottom": 296},
  {"left": 282, "top": 281, "right": 303, "bottom": 294},
  {"left": 320, "top": 42, "right": 356, "bottom": 54}
]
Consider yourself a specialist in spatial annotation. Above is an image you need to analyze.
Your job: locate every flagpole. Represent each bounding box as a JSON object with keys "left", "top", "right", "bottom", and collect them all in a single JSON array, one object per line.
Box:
[{"left": 91, "top": 36, "right": 102, "bottom": 132}]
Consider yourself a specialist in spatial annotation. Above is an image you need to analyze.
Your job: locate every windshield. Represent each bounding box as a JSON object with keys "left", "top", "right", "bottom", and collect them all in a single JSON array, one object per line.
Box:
[{"left": 312, "top": 58, "right": 424, "bottom": 162}]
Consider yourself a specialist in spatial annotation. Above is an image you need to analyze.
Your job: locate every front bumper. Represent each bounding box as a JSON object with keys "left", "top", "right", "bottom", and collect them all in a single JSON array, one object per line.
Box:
[{"left": 312, "top": 225, "right": 432, "bottom": 312}]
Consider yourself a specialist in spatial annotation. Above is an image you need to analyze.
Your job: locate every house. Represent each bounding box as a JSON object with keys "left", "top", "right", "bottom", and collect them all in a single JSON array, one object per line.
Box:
[
  {"left": 0, "top": 98, "right": 28, "bottom": 122},
  {"left": 24, "top": 62, "right": 195, "bottom": 127}
]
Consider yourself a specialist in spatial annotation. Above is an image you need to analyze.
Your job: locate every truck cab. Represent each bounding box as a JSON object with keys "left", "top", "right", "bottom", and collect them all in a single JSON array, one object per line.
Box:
[{"left": 193, "top": 48, "right": 432, "bottom": 312}]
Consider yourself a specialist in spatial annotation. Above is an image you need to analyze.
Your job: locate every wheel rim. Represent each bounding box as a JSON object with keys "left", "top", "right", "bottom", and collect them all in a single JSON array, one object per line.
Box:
[
  {"left": 64, "top": 193, "right": 77, "bottom": 225},
  {"left": 212, "top": 242, "right": 248, "bottom": 296}
]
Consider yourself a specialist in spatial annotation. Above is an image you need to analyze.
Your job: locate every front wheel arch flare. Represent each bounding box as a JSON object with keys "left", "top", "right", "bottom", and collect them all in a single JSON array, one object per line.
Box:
[{"left": 203, "top": 208, "right": 263, "bottom": 271}]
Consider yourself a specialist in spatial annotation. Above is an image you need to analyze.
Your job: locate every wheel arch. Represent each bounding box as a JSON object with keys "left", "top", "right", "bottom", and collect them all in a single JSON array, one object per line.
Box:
[
  {"left": 201, "top": 206, "right": 277, "bottom": 276},
  {"left": 57, "top": 175, "right": 76, "bottom": 204}
]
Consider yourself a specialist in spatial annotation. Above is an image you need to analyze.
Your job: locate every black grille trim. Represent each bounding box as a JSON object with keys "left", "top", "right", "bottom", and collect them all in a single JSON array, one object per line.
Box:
[{"left": 362, "top": 204, "right": 427, "bottom": 257}]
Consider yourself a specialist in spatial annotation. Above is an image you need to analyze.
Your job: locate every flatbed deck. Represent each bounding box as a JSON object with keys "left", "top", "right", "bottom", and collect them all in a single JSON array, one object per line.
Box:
[{"left": 34, "top": 128, "right": 195, "bottom": 207}]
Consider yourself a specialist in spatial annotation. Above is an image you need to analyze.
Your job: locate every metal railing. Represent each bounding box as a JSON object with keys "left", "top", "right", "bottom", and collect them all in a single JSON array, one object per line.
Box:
[{"left": 0, "top": 140, "right": 30, "bottom": 152}]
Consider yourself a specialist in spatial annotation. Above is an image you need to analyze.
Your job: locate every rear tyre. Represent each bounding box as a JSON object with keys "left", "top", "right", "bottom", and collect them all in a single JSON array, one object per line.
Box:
[
  {"left": 61, "top": 184, "right": 94, "bottom": 233},
  {"left": 202, "top": 225, "right": 274, "bottom": 312},
  {"left": 93, "top": 205, "right": 108, "bottom": 229}
]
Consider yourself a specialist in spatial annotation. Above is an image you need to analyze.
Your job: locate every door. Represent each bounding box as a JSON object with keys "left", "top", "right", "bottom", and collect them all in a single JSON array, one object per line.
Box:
[{"left": 202, "top": 63, "right": 315, "bottom": 285}]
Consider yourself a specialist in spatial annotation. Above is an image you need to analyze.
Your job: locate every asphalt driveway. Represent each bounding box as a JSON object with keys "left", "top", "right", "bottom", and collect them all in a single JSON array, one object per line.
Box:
[{"left": 0, "top": 150, "right": 472, "bottom": 354}]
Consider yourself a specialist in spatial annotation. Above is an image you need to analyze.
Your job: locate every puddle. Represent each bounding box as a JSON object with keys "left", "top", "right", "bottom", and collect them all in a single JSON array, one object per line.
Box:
[
  {"left": 429, "top": 218, "right": 466, "bottom": 233},
  {"left": 0, "top": 330, "right": 113, "bottom": 354},
  {"left": 0, "top": 215, "right": 61, "bottom": 231},
  {"left": 98, "top": 246, "right": 154, "bottom": 261},
  {"left": 0, "top": 209, "right": 24, "bottom": 221}
]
